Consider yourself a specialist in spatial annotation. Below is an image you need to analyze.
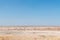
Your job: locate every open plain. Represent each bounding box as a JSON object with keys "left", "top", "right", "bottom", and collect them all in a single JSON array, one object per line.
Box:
[{"left": 0, "top": 26, "right": 60, "bottom": 40}]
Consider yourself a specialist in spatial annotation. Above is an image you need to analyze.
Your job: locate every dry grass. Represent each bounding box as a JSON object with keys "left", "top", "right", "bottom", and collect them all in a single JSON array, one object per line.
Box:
[{"left": 0, "top": 35, "right": 60, "bottom": 40}]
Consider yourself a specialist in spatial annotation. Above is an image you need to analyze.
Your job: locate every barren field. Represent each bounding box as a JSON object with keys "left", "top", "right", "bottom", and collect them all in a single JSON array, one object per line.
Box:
[{"left": 0, "top": 26, "right": 60, "bottom": 40}]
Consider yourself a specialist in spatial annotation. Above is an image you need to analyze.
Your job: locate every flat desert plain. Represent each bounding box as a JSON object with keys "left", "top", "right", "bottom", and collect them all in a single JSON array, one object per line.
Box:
[{"left": 0, "top": 26, "right": 60, "bottom": 40}]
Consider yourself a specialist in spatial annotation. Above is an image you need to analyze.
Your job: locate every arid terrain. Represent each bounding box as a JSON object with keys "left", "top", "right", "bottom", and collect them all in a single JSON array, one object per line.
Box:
[{"left": 0, "top": 26, "right": 60, "bottom": 40}]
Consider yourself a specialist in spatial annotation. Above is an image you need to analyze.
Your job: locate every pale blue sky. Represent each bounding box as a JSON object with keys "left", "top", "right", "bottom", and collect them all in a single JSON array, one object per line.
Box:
[{"left": 0, "top": 0, "right": 60, "bottom": 26}]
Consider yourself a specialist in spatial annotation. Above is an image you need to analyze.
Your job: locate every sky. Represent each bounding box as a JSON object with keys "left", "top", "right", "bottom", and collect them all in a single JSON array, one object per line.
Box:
[{"left": 0, "top": 0, "right": 60, "bottom": 26}]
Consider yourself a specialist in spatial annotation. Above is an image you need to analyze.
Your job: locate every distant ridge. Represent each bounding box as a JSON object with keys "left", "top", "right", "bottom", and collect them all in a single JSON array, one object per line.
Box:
[
  {"left": 0, "top": 26, "right": 60, "bottom": 31},
  {"left": 0, "top": 25, "right": 60, "bottom": 27}
]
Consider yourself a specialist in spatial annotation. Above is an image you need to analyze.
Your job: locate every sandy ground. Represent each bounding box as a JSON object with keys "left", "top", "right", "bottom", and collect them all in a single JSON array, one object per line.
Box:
[
  {"left": 0, "top": 26, "right": 60, "bottom": 40},
  {"left": 0, "top": 33, "right": 60, "bottom": 40}
]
